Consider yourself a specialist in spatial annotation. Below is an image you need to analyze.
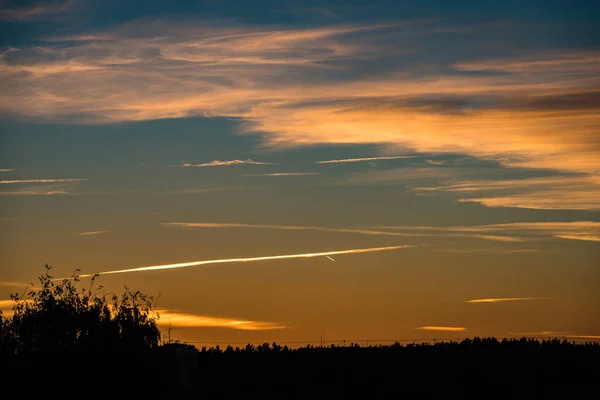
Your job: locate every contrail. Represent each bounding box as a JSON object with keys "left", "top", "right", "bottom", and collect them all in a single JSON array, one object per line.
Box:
[
  {"left": 80, "top": 245, "right": 412, "bottom": 277},
  {"left": 326, "top": 256, "right": 336, "bottom": 263}
]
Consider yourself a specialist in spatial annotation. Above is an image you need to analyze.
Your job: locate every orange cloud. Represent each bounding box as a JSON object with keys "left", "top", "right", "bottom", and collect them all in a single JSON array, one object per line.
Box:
[
  {"left": 156, "top": 309, "right": 287, "bottom": 330},
  {"left": 466, "top": 297, "right": 554, "bottom": 303},
  {"left": 417, "top": 176, "right": 600, "bottom": 210},
  {"left": 415, "top": 326, "right": 467, "bottom": 332},
  {"left": 375, "top": 221, "right": 600, "bottom": 243},
  {"left": 1, "top": 21, "right": 598, "bottom": 210}
]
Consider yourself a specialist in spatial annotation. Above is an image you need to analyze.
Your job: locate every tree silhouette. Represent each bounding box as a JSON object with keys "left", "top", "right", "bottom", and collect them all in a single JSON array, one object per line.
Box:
[{"left": 0, "top": 264, "right": 160, "bottom": 356}]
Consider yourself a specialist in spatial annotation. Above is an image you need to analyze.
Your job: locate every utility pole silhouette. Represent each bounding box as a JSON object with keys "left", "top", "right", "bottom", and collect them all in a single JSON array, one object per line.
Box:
[{"left": 320, "top": 325, "right": 324, "bottom": 347}]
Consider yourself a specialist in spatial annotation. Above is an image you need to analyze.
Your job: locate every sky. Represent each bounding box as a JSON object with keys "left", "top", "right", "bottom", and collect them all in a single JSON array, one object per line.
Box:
[{"left": 0, "top": 0, "right": 599, "bottom": 346}]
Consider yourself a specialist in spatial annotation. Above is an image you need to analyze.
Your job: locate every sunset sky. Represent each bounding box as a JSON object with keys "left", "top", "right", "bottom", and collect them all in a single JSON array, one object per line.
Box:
[{"left": 1, "top": 0, "right": 599, "bottom": 346}]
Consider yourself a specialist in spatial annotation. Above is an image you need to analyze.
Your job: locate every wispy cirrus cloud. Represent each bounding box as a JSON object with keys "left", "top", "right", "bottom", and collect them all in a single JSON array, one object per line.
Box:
[
  {"left": 454, "top": 51, "right": 600, "bottom": 73},
  {"left": 314, "top": 155, "right": 413, "bottom": 164},
  {"left": 562, "top": 335, "right": 600, "bottom": 340},
  {"left": 181, "top": 159, "right": 273, "bottom": 167},
  {"left": 374, "top": 221, "right": 600, "bottom": 243},
  {"left": 77, "top": 245, "right": 413, "bottom": 277},
  {"left": 156, "top": 309, "right": 287, "bottom": 330},
  {"left": 466, "top": 297, "right": 554, "bottom": 303},
  {"left": 0, "top": 169, "right": 15, "bottom": 172},
  {"left": 0, "top": 0, "right": 78, "bottom": 21},
  {"left": 243, "top": 172, "right": 320, "bottom": 177},
  {"left": 171, "top": 186, "right": 247, "bottom": 194},
  {"left": 0, "top": 178, "right": 90, "bottom": 196},
  {"left": 76, "top": 230, "right": 110, "bottom": 236},
  {"left": 417, "top": 176, "right": 600, "bottom": 210},
  {"left": 164, "top": 222, "right": 420, "bottom": 237},
  {"left": 334, "top": 167, "right": 472, "bottom": 186},
  {"left": 436, "top": 248, "right": 544, "bottom": 254},
  {"left": 415, "top": 326, "right": 467, "bottom": 332},
  {"left": 162, "top": 221, "right": 523, "bottom": 242},
  {"left": 0, "top": 188, "right": 73, "bottom": 196},
  {"left": 554, "top": 234, "right": 600, "bottom": 242},
  {"left": 0, "top": 281, "right": 31, "bottom": 288},
  {"left": 0, "top": 20, "right": 598, "bottom": 210},
  {"left": 0, "top": 178, "right": 87, "bottom": 184}
]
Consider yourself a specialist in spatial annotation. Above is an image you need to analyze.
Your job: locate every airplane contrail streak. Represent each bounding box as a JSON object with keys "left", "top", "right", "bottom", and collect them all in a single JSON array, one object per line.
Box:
[
  {"left": 326, "top": 256, "right": 336, "bottom": 263},
  {"left": 80, "top": 245, "right": 412, "bottom": 277}
]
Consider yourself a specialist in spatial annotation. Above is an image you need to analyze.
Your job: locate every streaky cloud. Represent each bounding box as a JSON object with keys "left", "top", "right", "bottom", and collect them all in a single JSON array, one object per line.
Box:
[
  {"left": 467, "top": 234, "right": 524, "bottom": 243},
  {"left": 374, "top": 221, "right": 600, "bottom": 243},
  {"left": 436, "top": 248, "right": 544, "bottom": 254},
  {"left": 244, "top": 172, "right": 320, "bottom": 176},
  {"left": 0, "top": 299, "right": 15, "bottom": 308},
  {"left": 163, "top": 222, "right": 420, "bottom": 237},
  {"left": 163, "top": 221, "right": 523, "bottom": 242},
  {"left": 0, "top": 0, "right": 77, "bottom": 21},
  {"left": 0, "top": 279, "right": 31, "bottom": 288},
  {"left": 79, "top": 245, "right": 413, "bottom": 277},
  {"left": 466, "top": 297, "right": 554, "bottom": 303},
  {"left": 182, "top": 159, "right": 273, "bottom": 167},
  {"left": 0, "top": 169, "right": 14, "bottom": 172},
  {"left": 314, "top": 155, "right": 413, "bottom": 164},
  {"left": 76, "top": 230, "right": 111, "bottom": 236},
  {"left": 0, "top": 178, "right": 87, "bottom": 184},
  {"left": 554, "top": 234, "right": 600, "bottom": 242},
  {"left": 417, "top": 176, "right": 600, "bottom": 211},
  {"left": 454, "top": 51, "right": 600, "bottom": 73},
  {"left": 156, "top": 308, "right": 287, "bottom": 330},
  {"left": 415, "top": 326, "right": 467, "bottom": 332}
]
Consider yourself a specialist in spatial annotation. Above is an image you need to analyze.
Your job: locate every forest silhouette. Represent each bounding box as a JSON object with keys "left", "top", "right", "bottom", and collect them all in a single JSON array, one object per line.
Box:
[{"left": 1, "top": 265, "right": 598, "bottom": 398}]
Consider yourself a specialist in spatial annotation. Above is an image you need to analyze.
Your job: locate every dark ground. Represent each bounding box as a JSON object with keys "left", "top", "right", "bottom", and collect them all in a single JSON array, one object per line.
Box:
[{"left": 3, "top": 338, "right": 599, "bottom": 399}]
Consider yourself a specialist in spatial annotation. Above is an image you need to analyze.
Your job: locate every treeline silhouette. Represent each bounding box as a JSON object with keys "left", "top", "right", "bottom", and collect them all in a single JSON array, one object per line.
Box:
[
  {"left": 188, "top": 338, "right": 599, "bottom": 399},
  {"left": 1, "top": 266, "right": 598, "bottom": 399}
]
